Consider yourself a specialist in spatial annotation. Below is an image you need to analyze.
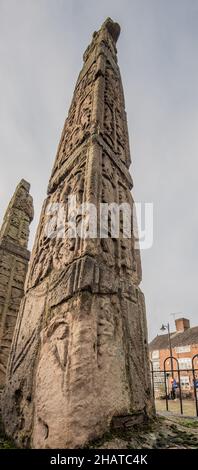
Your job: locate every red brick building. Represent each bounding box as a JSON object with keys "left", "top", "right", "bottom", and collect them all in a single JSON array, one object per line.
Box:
[{"left": 149, "top": 318, "right": 198, "bottom": 396}]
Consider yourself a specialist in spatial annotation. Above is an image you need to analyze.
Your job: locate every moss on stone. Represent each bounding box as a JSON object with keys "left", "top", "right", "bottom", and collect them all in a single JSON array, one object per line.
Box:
[{"left": 0, "top": 416, "right": 16, "bottom": 449}]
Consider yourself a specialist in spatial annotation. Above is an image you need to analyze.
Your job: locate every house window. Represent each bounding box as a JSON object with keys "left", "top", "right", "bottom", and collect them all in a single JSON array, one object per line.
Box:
[
  {"left": 152, "top": 361, "right": 160, "bottom": 371},
  {"left": 178, "top": 358, "right": 192, "bottom": 370},
  {"left": 175, "top": 345, "right": 191, "bottom": 353},
  {"left": 180, "top": 376, "right": 190, "bottom": 386},
  {"left": 180, "top": 376, "right": 191, "bottom": 389},
  {"left": 152, "top": 350, "right": 159, "bottom": 359}
]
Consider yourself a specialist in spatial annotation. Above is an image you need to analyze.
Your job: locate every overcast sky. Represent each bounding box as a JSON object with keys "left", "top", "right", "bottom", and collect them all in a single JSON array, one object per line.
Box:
[{"left": 0, "top": 0, "right": 198, "bottom": 340}]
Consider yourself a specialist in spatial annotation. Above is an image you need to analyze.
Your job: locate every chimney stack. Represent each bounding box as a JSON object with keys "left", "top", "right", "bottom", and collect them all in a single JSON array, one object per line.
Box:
[{"left": 175, "top": 318, "right": 190, "bottom": 332}]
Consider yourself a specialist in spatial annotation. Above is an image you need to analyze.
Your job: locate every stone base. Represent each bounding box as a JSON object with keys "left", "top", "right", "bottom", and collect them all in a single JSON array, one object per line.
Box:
[
  {"left": 111, "top": 411, "right": 148, "bottom": 431},
  {"left": 3, "top": 287, "right": 153, "bottom": 449}
]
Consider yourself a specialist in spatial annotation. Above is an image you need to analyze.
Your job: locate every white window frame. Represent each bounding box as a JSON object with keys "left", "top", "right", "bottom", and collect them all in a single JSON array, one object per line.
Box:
[
  {"left": 180, "top": 376, "right": 190, "bottom": 385},
  {"left": 175, "top": 345, "right": 191, "bottom": 354},
  {"left": 152, "top": 350, "right": 159, "bottom": 359},
  {"left": 178, "top": 357, "right": 192, "bottom": 370},
  {"left": 152, "top": 360, "right": 160, "bottom": 371}
]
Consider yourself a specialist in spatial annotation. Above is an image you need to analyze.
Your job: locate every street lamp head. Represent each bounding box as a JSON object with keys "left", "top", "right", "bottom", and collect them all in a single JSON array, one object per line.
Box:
[{"left": 160, "top": 324, "right": 167, "bottom": 332}]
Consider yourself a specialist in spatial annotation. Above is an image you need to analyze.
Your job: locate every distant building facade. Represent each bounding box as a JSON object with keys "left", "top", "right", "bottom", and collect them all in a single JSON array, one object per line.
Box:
[{"left": 149, "top": 318, "right": 198, "bottom": 397}]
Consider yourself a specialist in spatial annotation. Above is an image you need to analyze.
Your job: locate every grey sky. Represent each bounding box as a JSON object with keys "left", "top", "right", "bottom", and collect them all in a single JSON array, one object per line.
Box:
[{"left": 0, "top": 0, "right": 198, "bottom": 339}]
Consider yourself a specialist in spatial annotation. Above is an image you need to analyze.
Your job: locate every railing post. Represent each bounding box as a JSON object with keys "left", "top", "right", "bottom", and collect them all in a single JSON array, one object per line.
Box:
[
  {"left": 150, "top": 360, "right": 155, "bottom": 400},
  {"left": 192, "top": 354, "right": 198, "bottom": 417},
  {"left": 164, "top": 356, "right": 183, "bottom": 414},
  {"left": 164, "top": 357, "right": 170, "bottom": 412},
  {"left": 176, "top": 359, "right": 183, "bottom": 415}
]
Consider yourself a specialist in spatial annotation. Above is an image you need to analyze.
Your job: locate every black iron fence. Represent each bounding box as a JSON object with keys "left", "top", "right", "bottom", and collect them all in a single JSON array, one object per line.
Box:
[{"left": 150, "top": 354, "right": 198, "bottom": 417}]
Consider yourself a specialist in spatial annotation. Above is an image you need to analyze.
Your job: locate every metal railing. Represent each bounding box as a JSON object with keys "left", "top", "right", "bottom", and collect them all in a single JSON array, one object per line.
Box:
[{"left": 150, "top": 354, "right": 198, "bottom": 417}]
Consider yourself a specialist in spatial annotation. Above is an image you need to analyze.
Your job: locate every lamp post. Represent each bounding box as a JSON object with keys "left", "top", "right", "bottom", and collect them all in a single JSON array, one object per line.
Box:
[{"left": 160, "top": 322, "right": 174, "bottom": 378}]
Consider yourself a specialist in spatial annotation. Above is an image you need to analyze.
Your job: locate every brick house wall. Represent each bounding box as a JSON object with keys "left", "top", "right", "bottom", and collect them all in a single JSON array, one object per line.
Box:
[{"left": 149, "top": 318, "right": 198, "bottom": 397}]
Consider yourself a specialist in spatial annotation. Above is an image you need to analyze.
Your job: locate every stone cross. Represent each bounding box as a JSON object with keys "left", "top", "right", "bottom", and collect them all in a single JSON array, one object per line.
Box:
[
  {"left": 0, "top": 179, "right": 33, "bottom": 388},
  {"left": 3, "top": 18, "right": 153, "bottom": 448}
]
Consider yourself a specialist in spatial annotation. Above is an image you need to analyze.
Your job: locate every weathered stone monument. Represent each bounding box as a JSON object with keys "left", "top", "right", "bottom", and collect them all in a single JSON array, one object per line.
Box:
[
  {"left": 3, "top": 18, "right": 153, "bottom": 448},
  {"left": 0, "top": 179, "right": 33, "bottom": 388}
]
